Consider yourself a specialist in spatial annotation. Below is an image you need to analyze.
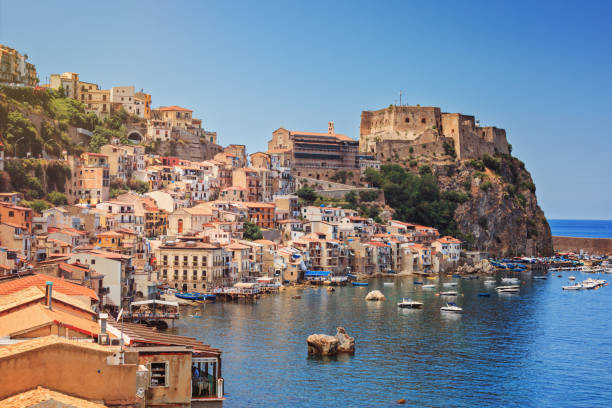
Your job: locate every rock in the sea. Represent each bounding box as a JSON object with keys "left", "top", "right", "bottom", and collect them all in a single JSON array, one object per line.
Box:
[
  {"left": 365, "top": 290, "right": 386, "bottom": 301},
  {"left": 397, "top": 398, "right": 406, "bottom": 404},
  {"left": 335, "top": 327, "right": 355, "bottom": 353},
  {"left": 307, "top": 334, "right": 339, "bottom": 355}
]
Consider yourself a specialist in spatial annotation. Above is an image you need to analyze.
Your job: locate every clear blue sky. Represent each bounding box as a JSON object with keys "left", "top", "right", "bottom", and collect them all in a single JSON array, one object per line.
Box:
[{"left": 1, "top": 0, "right": 611, "bottom": 220}]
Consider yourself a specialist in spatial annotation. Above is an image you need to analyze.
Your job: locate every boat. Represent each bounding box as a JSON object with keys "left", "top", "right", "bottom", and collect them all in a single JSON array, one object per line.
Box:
[
  {"left": 452, "top": 274, "right": 462, "bottom": 278},
  {"left": 562, "top": 284, "right": 583, "bottom": 291},
  {"left": 439, "top": 291, "right": 458, "bottom": 296},
  {"left": 440, "top": 302, "right": 462, "bottom": 312},
  {"left": 422, "top": 284, "right": 436, "bottom": 289},
  {"left": 189, "top": 313, "right": 202, "bottom": 318},
  {"left": 413, "top": 281, "right": 424, "bottom": 285},
  {"left": 568, "top": 276, "right": 576, "bottom": 280},
  {"left": 397, "top": 298, "right": 424, "bottom": 309},
  {"left": 383, "top": 282, "right": 394, "bottom": 286},
  {"left": 502, "top": 277, "right": 520, "bottom": 284},
  {"left": 495, "top": 285, "right": 520, "bottom": 293},
  {"left": 175, "top": 292, "right": 205, "bottom": 301},
  {"left": 203, "top": 294, "right": 216, "bottom": 301},
  {"left": 442, "top": 282, "right": 458, "bottom": 287},
  {"left": 426, "top": 276, "right": 437, "bottom": 280},
  {"left": 484, "top": 279, "right": 496, "bottom": 285},
  {"left": 532, "top": 276, "right": 547, "bottom": 280},
  {"left": 477, "top": 293, "right": 491, "bottom": 297},
  {"left": 352, "top": 282, "right": 368, "bottom": 287}
]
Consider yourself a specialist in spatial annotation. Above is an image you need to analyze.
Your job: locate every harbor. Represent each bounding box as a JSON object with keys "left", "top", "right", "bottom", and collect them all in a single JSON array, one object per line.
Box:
[{"left": 173, "top": 267, "right": 612, "bottom": 407}]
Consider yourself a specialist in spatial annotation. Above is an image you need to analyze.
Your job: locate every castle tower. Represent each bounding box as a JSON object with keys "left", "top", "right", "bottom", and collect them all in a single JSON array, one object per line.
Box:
[{"left": 328, "top": 121, "right": 335, "bottom": 134}]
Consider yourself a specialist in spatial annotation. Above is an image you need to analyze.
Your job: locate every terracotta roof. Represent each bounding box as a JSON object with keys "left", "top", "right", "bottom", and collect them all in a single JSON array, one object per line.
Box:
[
  {"left": 289, "top": 130, "right": 355, "bottom": 142},
  {"left": 0, "top": 303, "right": 102, "bottom": 338},
  {"left": 0, "top": 335, "right": 112, "bottom": 359},
  {"left": 156, "top": 105, "right": 192, "bottom": 112},
  {"left": 254, "top": 239, "right": 276, "bottom": 246},
  {"left": 0, "top": 274, "right": 98, "bottom": 301},
  {"left": 435, "top": 236, "right": 461, "bottom": 244},
  {"left": 0, "top": 386, "right": 107, "bottom": 407},
  {"left": 0, "top": 286, "right": 94, "bottom": 315},
  {"left": 96, "top": 231, "right": 122, "bottom": 237},
  {"left": 112, "top": 321, "right": 221, "bottom": 357}
]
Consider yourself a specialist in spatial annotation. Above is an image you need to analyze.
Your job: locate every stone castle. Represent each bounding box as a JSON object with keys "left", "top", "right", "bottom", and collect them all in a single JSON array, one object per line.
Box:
[{"left": 359, "top": 105, "right": 509, "bottom": 160}]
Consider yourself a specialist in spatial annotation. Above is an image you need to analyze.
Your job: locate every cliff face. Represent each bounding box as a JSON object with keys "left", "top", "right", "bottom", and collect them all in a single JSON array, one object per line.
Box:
[{"left": 435, "top": 156, "right": 553, "bottom": 257}]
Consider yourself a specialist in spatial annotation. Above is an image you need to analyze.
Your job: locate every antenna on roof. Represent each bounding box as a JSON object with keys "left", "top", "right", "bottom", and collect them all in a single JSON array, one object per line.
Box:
[{"left": 399, "top": 90, "right": 402, "bottom": 106}]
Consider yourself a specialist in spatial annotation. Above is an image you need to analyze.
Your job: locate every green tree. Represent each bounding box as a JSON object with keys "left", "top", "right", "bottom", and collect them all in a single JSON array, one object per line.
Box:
[
  {"left": 47, "top": 191, "right": 67, "bottom": 206},
  {"left": 20, "top": 199, "right": 51, "bottom": 213},
  {"left": 243, "top": 220, "right": 263, "bottom": 240},
  {"left": 296, "top": 186, "right": 317, "bottom": 204},
  {"left": 128, "top": 179, "right": 149, "bottom": 194}
]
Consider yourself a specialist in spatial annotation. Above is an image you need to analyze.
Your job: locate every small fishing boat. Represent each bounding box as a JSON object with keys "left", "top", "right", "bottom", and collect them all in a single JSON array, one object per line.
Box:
[
  {"left": 440, "top": 302, "right": 462, "bottom": 312},
  {"left": 477, "top": 293, "right": 491, "bottom": 297},
  {"left": 443, "top": 282, "right": 458, "bottom": 287},
  {"left": 439, "top": 291, "right": 458, "bottom": 296},
  {"left": 568, "top": 276, "right": 576, "bottom": 280},
  {"left": 422, "top": 284, "right": 436, "bottom": 289},
  {"left": 452, "top": 274, "right": 462, "bottom": 278},
  {"left": 562, "top": 284, "right": 583, "bottom": 291},
  {"left": 413, "top": 281, "right": 424, "bottom": 285},
  {"left": 352, "top": 282, "right": 368, "bottom": 287},
  {"left": 502, "top": 277, "right": 520, "bottom": 284},
  {"left": 383, "top": 282, "right": 394, "bottom": 286},
  {"left": 426, "top": 276, "right": 437, "bottom": 280},
  {"left": 397, "top": 298, "right": 424, "bottom": 309},
  {"left": 189, "top": 313, "right": 202, "bottom": 318},
  {"left": 496, "top": 285, "right": 520, "bottom": 293},
  {"left": 532, "top": 276, "right": 547, "bottom": 280},
  {"left": 484, "top": 279, "right": 496, "bottom": 285},
  {"left": 175, "top": 292, "right": 205, "bottom": 301}
]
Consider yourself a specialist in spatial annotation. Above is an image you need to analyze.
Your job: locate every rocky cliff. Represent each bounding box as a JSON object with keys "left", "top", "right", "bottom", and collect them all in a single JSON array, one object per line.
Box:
[{"left": 434, "top": 155, "right": 552, "bottom": 257}]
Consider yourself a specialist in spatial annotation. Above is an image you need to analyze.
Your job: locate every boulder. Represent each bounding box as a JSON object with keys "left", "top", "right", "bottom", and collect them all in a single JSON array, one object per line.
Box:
[
  {"left": 335, "top": 327, "right": 355, "bottom": 353},
  {"left": 307, "top": 334, "right": 339, "bottom": 355},
  {"left": 365, "top": 290, "right": 386, "bottom": 301}
]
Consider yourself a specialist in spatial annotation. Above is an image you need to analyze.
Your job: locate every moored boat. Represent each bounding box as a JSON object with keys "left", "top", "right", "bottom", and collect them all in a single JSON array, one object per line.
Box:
[
  {"left": 495, "top": 285, "right": 520, "bottom": 293},
  {"left": 352, "top": 282, "right": 368, "bottom": 287},
  {"left": 440, "top": 291, "right": 458, "bottom": 296},
  {"left": 477, "top": 292, "right": 491, "bottom": 297},
  {"left": 422, "top": 284, "right": 436, "bottom": 289},
  {"left": 440, "top": 302, "right": 462, "bottom": 312},
  {"left": 397, "top": 298, "right": 424, "bottom": 309}
]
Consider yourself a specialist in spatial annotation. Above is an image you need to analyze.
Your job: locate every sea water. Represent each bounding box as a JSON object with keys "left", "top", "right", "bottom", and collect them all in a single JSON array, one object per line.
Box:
[
  {"left": 548, "top": 219, "right": 612, "bottom": 239},
  {"left": 175, "top": 271, "right": 612, "bottom": 407}
]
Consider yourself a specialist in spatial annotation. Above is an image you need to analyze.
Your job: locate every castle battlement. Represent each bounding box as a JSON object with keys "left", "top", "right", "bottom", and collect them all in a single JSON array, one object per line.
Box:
[{"left": 359, "top": 105, "right": 509, "bottom": 160}]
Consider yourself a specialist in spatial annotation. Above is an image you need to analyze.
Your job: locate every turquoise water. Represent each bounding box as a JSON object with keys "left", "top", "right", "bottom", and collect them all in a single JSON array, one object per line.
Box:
[
  {"left": 175, "top": 272, "right": 612, "bottom": 407},
  {"left": 548, "top": 219, "right": 612, "bottom": 238}
]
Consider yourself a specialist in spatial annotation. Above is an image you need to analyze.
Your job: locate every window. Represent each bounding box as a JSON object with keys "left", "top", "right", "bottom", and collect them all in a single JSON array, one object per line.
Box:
[
  {"left": 421, "top": 118, "right": 426, "bottom": 124},
  {"left": 149, "top": 362, "right": 168, "bottom": 387},
  {"left": 8, "top": 211, "right": 14, "bottom": 217},
  {"left": 405, "top": 117, "right": 410, "bottom": 123},
  {"left": 91, "top": 259, "right": 96, "bottom": 265}
]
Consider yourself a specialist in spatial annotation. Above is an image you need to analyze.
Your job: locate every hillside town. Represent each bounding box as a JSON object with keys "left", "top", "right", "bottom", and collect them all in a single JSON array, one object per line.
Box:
[{"left": 0, "top": 44, "right": 504, "bottom": 407}]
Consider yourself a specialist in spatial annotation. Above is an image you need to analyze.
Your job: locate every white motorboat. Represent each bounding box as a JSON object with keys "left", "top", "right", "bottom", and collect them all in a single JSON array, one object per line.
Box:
[
  {"left": 439, "top": 291, "right": 458, "bottom": 296},
  {"left": 496, "top": 285, "right": 520, "bottom": 293},
  {"left": 484, "top": 279, "right": 496, "bottom": 285},
  {"left": 442, "top": 282, "right": 458, "bottom": 287},
  {"left": 422, "top": 284, "right": 436, "bottom": 289},
  {"left": 397, "top": 298, "right": 424, "bottom": 309},
  {"left": 440, "top": 302, "right": 462, "bottom": 312},
  {"left": 532, "top": 276, "right": 547, "bottom": 280},
  {"left": 502, "top": 277, "right": 520, "bottom": 284},
  {"left": 562, "top": 284, "right": 583, "bottom": 291},
  {"left": 568, "top": 276, "right": 576, "bottom": 280},
  {"left": 383, "top": 282, "right": 394, "bottom": 286}
]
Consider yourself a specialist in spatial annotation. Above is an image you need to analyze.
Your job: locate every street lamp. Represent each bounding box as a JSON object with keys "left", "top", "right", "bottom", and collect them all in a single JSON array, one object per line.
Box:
[{"left": 13, "top": 137, "right": 25, "bottom": 158}]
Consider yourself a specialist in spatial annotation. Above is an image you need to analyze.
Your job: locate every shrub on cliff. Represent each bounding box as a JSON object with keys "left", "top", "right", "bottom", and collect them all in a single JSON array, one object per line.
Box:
[
  {"left": 480, "top": 181, "right": 493, "bottom": 191},
  {"left": 296, "top": 186, "right": 317, "bottom": 205},
  {"left": 47, "top": 191, "right": 67, "bottom": 206},
  {"left": 481, "top": 154, "right": 501, "bottom": 173}
]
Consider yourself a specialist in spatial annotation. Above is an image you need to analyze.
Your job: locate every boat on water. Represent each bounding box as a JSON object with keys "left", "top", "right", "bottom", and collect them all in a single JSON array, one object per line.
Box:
[
  {"left": 443, "top": 282, "right": 458, "bottom": 287},
  {"left": 426, "top": 276, "right": 437, "bottom": 280},
  {"left": 484, "top": 279, "right": 496, "bottom": 285},
  {"left": 477, "top": 293, "right": 491, "bottom": 297},
  {"left": 496, "top": 285, "right": 520, "bottom": 293},
  {"left": 502, "top": 278, "right": 520, "bottom": 284},
  {"left": 440, "top": 291, "right": 458, "bottom": 296},
  {"left": 568, "top": 276, "right": 576, "bottom": 280},
  {"left": 413, "top": 281, "right": 424, "bottom": 285},
  {"left": 562, "top": 283, "right": 583, "bottom": 291},
  {"left": 422, "top": 284, "right": 436, "bottom": 289},
  {"left": 383, "top": 282, "right": 394, "bottom": 286},
  {"left": 352, "top": 282, "right": 368, "bottom": 287},
  {"left": 452, "top": 274, "right": 462, "bottom": 278},
  {"left": 397, "top": 298, "right": 424, "bottom": 309},
  {"left": 533, "top": 276, "right": 547, "bottom": 280},
  {"left": 440, "top": 302, "right": 462, "bottom": 312}
]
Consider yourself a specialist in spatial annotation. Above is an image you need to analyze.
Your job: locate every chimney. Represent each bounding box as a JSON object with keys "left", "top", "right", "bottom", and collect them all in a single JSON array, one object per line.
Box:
[
  {"left": 45, "top": 281, "right": 53, "bottom": 310},
  {"left": 99, "top": 313, "right": 108, "bottom": 334},
  {"left": 328, "top": 121, "right": 334, "bottom": 134}
]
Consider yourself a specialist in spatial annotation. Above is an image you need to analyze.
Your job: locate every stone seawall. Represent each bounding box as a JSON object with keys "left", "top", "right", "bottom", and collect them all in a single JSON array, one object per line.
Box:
[{"left": 552, "top": 236, "right": 612, "bottom": 256}]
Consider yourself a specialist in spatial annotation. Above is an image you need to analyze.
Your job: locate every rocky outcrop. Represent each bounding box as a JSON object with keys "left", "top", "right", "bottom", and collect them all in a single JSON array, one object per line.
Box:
[
  {"left": 365, "top": 290, "right": 386, "bottom": 301},
  {"left": 456, "top": 259, "right": 495, "bottom": 275},
  {"left": 435, "top": 157, "right": 553, "bottom": 257},
  {"left": 335, "top": 327, "right": 355, "bottom": 353},
  {"left": 307, "top": 334, "right": 339, "bottom": 355}
]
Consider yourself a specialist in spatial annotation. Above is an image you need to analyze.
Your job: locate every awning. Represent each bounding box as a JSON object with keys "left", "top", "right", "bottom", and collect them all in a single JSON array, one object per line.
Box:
[{"left": 304, "top": 270, "right": 331, "bottom": 277}]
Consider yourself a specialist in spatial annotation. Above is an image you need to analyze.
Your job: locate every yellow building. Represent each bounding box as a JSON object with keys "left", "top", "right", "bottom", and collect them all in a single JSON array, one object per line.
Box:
[
  {"left": 0, "top": 45, "right": 38, "bottom": 86},
  {"left": 96, "top": 231, "right": 122, "bottom": 250},
  {"left": 152, "top": 106, "right": 193, "bottom": 128}
]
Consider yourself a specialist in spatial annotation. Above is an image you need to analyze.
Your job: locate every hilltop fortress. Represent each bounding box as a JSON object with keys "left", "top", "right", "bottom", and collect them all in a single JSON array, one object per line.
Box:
[{"left": 360, "top": 105, "right": 509, "bottom": 160}]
